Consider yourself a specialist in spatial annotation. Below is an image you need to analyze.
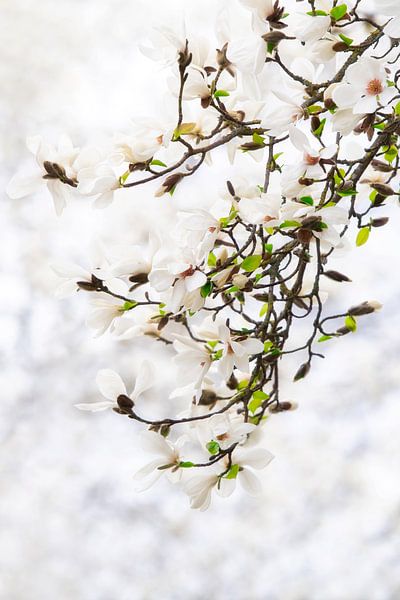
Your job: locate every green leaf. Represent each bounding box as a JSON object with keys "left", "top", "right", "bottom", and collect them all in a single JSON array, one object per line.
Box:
[
  {"left": 330, "top": 4, "right": 347, "bottom": 21},
  {"left": 249, "top": 391, "right": 269, "bottom": 415},
  {"left": 307, "top": 105, "right": 323, "bottom": 114},
  {"left": 207, "top": 252, "right": 217, "bottom": 267},
  {"left": 263, "top": 341, "right": 273, "bottom": 353},
  {"left": 338, "top": 33, "right": 353, "bottom": 46},
  {"left": 179, "top": 461, "right": 195, "bottom": 468},
  {"left": 337, "top": 187, "right": 357, "bottom": 197},
  {"left": 356, "top": 227, "right": 370, "bottom": 247},
  {"left": 264, "top": 243, "right": 273, "bottom": 254},
  {"left": 237, "top": 379, "right": 249, "bottom": 390},
  {"left": 150, "top": 159, "right": 167, "bottom": 168},
  {"left": 312, "top": 117, "right": 326, "bottom": 138},
  {"left": 206, "top": 441, "right": 220, "bottom": 455},
  {"left": 259, "top": 303, "right": 269, "bottom": 317},
  {"left": 345, "top": 315, "right": 357, "bottom": 332},
  {"left": 299, "top": 195, "right": 314, "bottom": 206},
  {"left": 241, "top": 255, "right": 262, "bottom": 272},
  {"left": 200, "top": 280, "right": 213, "bottom": 298},
  {"left": 214, "top": 89, "right": 230, "bottom": 97},
  {"left": 225, "top": 464, "right": 240, "bottom": 479},
  {"left": 120, "top": 300, "right": 138, "bottom": 312},
  {"left": 384, "top": 145, "right": 398, "bottom": 163},
  {"left": 279, "top": 220, "right": 301, "bottom": 229},
  {"left": 318, "top": 335, "right": 333, "bottom": 342},
  {"left": 395, "top": 101, "right": 400, "bottom": 116},
  {"left": 306, "top": 9, "right": 328, "bottom": 16},
  {"left": 252, "top": 132, "right": 265, "bottom": 145}
]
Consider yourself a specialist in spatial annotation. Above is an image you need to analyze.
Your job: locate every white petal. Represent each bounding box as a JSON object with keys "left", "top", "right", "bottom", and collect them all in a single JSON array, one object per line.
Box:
[
  {"left": 96, "top": 369, "right": 127, "bottom": 400},
  {"left": 239, "top": 469, "right": 262, "bottom": 496},
  {"left": 75, "top": 401, "right": 115, "bottom": 412},
  {"left": 6, "top": 172, "right": 43, "bottom": 199},
  {"left": 240, "top": 447, "right": 275, "bottom": 469},
  {"left": 185, "top": 270, "right": 207, "bottom": 292},
  {"left": 331, "top": 84, "right": 360, "bottom": 109},
  {"left": 132, "top": 360, "right": 155, "bottom": 399}
]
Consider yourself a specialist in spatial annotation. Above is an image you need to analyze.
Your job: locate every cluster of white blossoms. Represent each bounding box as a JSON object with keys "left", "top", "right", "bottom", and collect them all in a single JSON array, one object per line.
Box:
[{"left": 8, "top": 0, "right": 400, "bottom": 509}]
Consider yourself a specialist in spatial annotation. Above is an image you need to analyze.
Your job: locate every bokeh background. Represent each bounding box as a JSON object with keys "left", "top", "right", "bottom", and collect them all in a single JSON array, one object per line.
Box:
[{"left": 1, "top": 1, "right": 400, "bottom": 599}]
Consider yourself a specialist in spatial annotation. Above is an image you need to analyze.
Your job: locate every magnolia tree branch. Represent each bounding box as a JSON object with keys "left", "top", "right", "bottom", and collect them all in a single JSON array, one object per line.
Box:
[{"left": 7, "top": 0, "right": 400, "bottom": 510}]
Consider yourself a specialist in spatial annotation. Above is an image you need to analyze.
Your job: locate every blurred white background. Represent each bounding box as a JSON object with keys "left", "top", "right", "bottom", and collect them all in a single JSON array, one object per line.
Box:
[{"left": 1, "top": 1, "right": 400, "bottom": 599}]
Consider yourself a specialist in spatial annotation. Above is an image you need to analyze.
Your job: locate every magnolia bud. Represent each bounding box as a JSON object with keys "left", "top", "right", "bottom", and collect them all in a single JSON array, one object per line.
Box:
[
  {"left": 232, "top": 274, "right": 249, "bottom": 289},
  {"left": 348, "top": 300, "right": 382, "bottom": 316},
  {"left": 297, "top": 229, "right": 313, "bottom": 245},
  {"left": 324, "top": 98, "right": 336, "bottom": 110},
  {"left": 262, "top": 30, "right": 291, "bottom": 44},
  {"left": 332, "top": 42, "right": 349, "bottom": 52},
  {"left": 269, "top": 401, "right": 298, "bottom": 413},
  {"left": 371, "top": 183, "right": 395, "bottom": 196},
  {"left": 116, "top": 394, "right": 134, "bottom": 414},
  {"left": 371, "top": 217, "right": 389, "bottom": 227},
  {"left": 371, "top": 159, "right": 393, "bottom": 173},
  {"left": 199, "top": 390, "right": 218, "bottom": 406},
  {"left": 298, "top": 177, "right": 314, "bottom": 186},
  {"left": 293, "top": 362, "right": 310, "bottom": 382},
  {"left": 323, "top": 270, "right": 352, "bottom": 282},
  {"left": 336, "top": 326, "right": 351, "bottom": 335},
  {"left": 155, "top": 172, "right": 184, "bottom": 197}
]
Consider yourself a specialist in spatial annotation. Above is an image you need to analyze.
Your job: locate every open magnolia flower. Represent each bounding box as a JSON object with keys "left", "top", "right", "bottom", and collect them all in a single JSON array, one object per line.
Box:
[
  {"left": 7, "top": 135, "right": 80, "bottom": 215},
  {"left": 9, "top": 0, "right": 397, "bottom": 510},
  {"left": 75, "top": 360, "right": 154, "bottom": 412},
  {"left": 331, "top": 57, "right": 396, "bottom": 115}
]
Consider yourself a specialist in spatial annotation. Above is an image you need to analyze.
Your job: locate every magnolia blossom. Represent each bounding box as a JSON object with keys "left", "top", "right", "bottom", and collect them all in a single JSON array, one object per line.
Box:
[
  {"left": 218, "top": 447, "right": 275, "bottom": 497},
  {"left": 133, "top": 432, "right": 186, "bottom": 491},
  {"left": 200, "top": 413, "right": 256, "bottom": 450},
  {"left": 149, "top": 251, "right": 207, "bottom": 313},
  {"left": 172, "top": 334, "right": 212, "bottom": 397},
  {"left": 332, "top": 57, "right": 396, "bottom": 115},
  {"left": 184, "top": 445, "right": 274, "bottom": 510},
  {"left": 75, "top": 360, "right": 154, "bottom": 412},
  {"left": 7, "top": 135, "right": 80, "bottom": 215}
]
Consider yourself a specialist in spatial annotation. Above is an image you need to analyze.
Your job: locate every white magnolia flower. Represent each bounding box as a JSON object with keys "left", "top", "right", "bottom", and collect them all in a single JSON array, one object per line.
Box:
[
  {"left": 133, "top": 432, "right": 185, "bottom": 491},
  {"left": 176, "top": 208, "right": 221, "bottom": 260},
  {"left": 106, "top": 232, "right": 162, "bottom": 280},
  {"left": 213, "top": 322, "right": 264, "bottom": 380},
  {"left": 7, "top": 135, "right": 80, "bottom": 215},
  {"left": 218, "top": 446, "right": 275, "bottom": 497},
  {"left": 288, "top": 124, "right": 337, "bottom": 178},
  {"left": 110, "top": 133, "right": 160, "bottom": 166},
  {"left": 184, "top": 445, "right": 274, "bottom": 510},
  {"left": 184, "top": 472, "right": 220, "bottom": 511},
  {"left": 238, "top": 192, "right": 284, "bottom": 227},
  {"left": 290, "top": 12, "right": 331, "bottom": 43},
  {"left": 332, "top": 57, "right": 396, "bottom": 114},
  {"left": 76, "top": 158, "right": 120, "bottom": 208},
  {"left": 203, "top": 413, "right": 256, "bottom": 450},
  {"left": 75, "top": 361, "right": 154, "bottom": 412},
  {"left": 85, "top": 280, "right": 131, "bottom": 336},
  {"left": 172, "top": 334, "right": 212, "bottom": 396},
  {"left": 149, "top": 250, "right": 207, "bottom": 313}
]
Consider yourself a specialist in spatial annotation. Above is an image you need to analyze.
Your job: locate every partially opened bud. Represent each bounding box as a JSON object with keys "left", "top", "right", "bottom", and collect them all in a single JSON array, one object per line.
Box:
[
  {"left": 348, "top": 300, "right": 382, "bottom": 316},
  {"left": 155, "top": 172, "right": 184, "bottom": 197},
  {"left": 232, "top": 274, "right": 249, "bottom": 289}
]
